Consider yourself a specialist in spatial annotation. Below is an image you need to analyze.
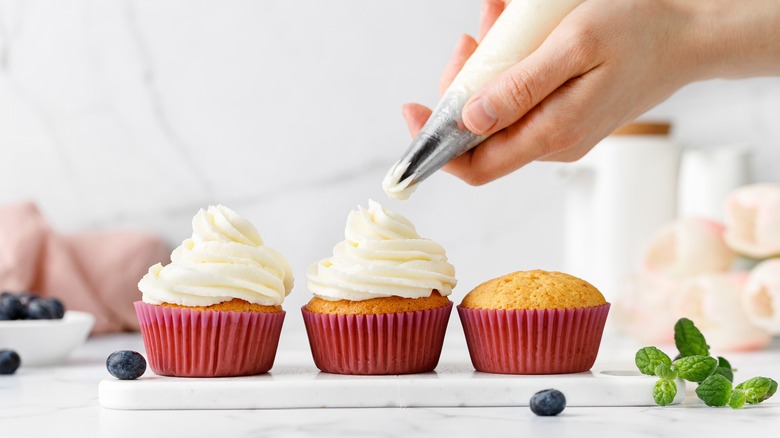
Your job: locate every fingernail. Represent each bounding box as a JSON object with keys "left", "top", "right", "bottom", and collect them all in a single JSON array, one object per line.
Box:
[{"left": 463, "top": 97, "right": 497, "bottom": 134}]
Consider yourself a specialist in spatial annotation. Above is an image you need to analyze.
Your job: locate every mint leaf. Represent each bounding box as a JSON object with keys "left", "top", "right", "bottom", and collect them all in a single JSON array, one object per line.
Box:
[
  {"left": 654, "top": 363, "right": 677, "bottom": 380},
  {"left": 673, "top": 355, "right": 718, "bottom": 383},
  {"left": 729, "top": 389, "right": 746, "bottom": 409},
  {"left": 653, "top": 379, "right": 677, "bottom": 406},
  {"left": 636, "top": 347, "right": 672, "bottom": 375},
  {"left": 674, "top": 318, "right": 709, "bottom": 358},
  {"left": 696, "top": 374, "right": 733, "bottom": 407},
  {"left": 712, "top": 356, "right": 734, "bottom": 382},
  {"left": 735, "top": 377, "right": 778, "bottom": 404},
  {"left": 714, "top": 367, "right": 734, "bottom": 382}
]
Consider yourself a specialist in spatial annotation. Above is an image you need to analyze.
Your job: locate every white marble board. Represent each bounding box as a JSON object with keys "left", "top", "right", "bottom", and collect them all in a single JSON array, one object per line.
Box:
[{"left": 98, "top": 360, "right": 684, "bottom": 410}]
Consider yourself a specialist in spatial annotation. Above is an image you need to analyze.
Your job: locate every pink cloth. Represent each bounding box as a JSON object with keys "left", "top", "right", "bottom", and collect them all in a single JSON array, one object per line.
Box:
[{"left": 0, "top": 202, "right": 169, "bottom": 334}]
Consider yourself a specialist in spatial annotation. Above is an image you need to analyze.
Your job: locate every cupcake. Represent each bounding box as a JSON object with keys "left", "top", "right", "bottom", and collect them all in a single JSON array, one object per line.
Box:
[
  {"left": 303, "top": 200, "right": 456, "bottom": 375},
  {"left": 458, "top": 270, "right": 609, "bottom": 374},
  {"left": 135, "top": 205, "right": 293, "bottom": 377}
]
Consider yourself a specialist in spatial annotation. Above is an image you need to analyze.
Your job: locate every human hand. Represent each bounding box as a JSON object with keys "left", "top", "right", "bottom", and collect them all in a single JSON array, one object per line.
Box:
[{"left": 402, "top": 0, "right": 780, "bottom": 186}]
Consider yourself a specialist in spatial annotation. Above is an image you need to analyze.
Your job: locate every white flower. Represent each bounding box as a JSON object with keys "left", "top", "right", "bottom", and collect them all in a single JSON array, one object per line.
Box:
[
  {"left": 674, "top": 273, "right": 770, "bottom": 351},
  {"left": 644, "top": 218, "right": 735, "bottom": 277},
  {"left": 743, "top": 258, "right": 780, "bottom": 334},
  {"left": 724, "top": 184, "right": 780, "bottom": 258}
]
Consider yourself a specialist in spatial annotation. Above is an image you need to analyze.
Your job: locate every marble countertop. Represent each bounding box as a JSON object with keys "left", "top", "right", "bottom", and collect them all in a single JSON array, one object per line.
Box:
[{"left": 2, "top": 332, "right": 778, "bottom": 438}]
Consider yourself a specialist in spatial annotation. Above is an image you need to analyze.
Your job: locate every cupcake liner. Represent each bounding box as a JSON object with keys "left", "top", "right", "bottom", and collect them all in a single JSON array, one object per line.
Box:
[
  {"left": 457, "top": 303, "right": 610, "bottom": 374},
  {"left": 301, "top": 302, "right": 452, "bottom": 375},
  {"left": 134, "top": 301, "right": 285, "bottom": 377}
]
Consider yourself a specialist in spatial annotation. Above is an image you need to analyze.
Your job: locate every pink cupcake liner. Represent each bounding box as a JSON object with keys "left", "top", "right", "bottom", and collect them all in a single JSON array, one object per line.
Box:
[
  {"left": 457, "top": 303, "right": 610, "bottom": 374},
  {"left": 134, "top": 301, "right": 285, "bottom": 377},
  {"left": 301, "top": 302, "right": 452, "bottom": 375}
]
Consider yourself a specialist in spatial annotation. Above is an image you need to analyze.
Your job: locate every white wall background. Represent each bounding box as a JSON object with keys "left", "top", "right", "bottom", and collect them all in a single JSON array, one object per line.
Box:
[{"left": 1, "top": 0, "right": 779, "bottom": 339}]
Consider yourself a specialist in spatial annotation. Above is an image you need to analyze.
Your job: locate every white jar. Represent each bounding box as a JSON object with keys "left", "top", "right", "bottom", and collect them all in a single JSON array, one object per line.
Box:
[{"left": 558, "top": 122, "right": 681, "bottom": 304}]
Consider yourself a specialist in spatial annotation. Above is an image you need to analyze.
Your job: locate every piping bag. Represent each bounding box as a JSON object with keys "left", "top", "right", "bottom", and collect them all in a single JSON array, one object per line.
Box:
[{"left": 382, "top": 0, "right": 585, "bottom": 200}]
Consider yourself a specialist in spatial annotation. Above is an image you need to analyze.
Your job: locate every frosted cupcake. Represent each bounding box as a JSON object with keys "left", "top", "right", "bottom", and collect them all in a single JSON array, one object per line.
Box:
[
  {"left": 303, "top": 200, "right": 456, "bottom": 375},
  {"left": 459, "top": 270, "right": 609, "bottom": 374},
  {"left": 136, "top": 205, "right": 293, "bottom": 377}
]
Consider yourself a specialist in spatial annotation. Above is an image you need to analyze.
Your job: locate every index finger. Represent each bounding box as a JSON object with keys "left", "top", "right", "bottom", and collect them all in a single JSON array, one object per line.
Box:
[{"left": 479, "top": 0, "right": 507, "bottom": 41}]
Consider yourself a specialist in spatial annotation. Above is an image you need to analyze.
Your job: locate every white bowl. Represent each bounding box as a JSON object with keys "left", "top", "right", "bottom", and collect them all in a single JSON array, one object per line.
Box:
[{"left": 0, "top": 311, "right": 95, "bottom": 366}]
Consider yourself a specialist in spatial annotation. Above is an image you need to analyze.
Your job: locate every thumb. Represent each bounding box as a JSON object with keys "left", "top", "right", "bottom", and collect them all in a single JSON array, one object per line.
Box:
[{"left": 461, "top": 38, "right": 584, "bottom": 136}]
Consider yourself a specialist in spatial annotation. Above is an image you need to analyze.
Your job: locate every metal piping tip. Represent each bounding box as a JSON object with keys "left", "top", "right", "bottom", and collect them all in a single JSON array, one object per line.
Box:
[
  {"left": 397, "top": 134, "right": 439, "bottom": 182},
  {"left": 382, "top": 160, "right": 418, "bottom": 200},
  {"left": 383, "top": 88, "right": 487, "bottom": 200}
]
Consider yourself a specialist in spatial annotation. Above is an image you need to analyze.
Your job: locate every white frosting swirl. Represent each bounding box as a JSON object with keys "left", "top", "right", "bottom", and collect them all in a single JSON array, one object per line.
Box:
[
  {"left": 382, "top": 162, "right": 419, "bottom": 200},
  {"left": 307, "top": 200, "right": 456, "bottom": 301},
  {"left": 139, "top": 205, "right": 294, "bottom": 307}
]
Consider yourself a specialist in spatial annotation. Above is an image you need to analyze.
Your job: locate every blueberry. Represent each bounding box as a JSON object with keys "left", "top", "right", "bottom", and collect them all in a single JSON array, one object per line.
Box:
[
  {"left": 17, "top": 292, "right": 41, "bottom": 307},
  {"left": 24, "top": 299, "right": 54, "bottom": 320},
  {"left": 41, "top": 298, "right": 65, "bottom": 319},
  {"left": 530, "top": 388, "right": 566, "bottom": 416},
  {"left": 0, "top": 349, "right": 21, "bottom": 375},
  {"left": 0, "top": 293, "right": 25, "bottom": 320},
  {"left": 106, "top": 350, "right": 147, "bottom": 380}
]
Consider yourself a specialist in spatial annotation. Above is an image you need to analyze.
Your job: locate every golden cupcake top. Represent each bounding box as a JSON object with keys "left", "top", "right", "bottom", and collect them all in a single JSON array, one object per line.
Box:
[
  {"left": 461, "top": 270, "right": 606, "bottom": 310},
  {"left": 158, "top": 298, "right": 282, "bottom": 313},
  {"left": 306, "top": 291, "right": 450, "bottom": 315}
]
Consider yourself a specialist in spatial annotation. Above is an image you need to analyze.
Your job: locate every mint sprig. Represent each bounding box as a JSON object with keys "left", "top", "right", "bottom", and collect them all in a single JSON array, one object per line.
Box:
[
  {"left": 653, "top": 379, "right": 678, "bottom": 406},
  {"left": 674, "top": 318, "right": 709, "bottom": 358},
  {"left": 712, "top": 356, "right": 735, "bottom": 382},
  {"left": 635, "top": 347, "right": 671, "bottom": 376},
  {"left": 635, "top": 318, "right": 776, "bottom": 409},
  {"left": 696, "top": 374, "right": 733, "bottom": 407},
  {"left": 654, "top": 363, "right": 677, "bottom": 380},
  {"left": 736, "top": 377, "right": 778, "bottom": 404},
  {"left": 729, "top": 389, "right": 746, "bottom": 409},
  {"left": 672, "top": 355, "right": 718, "bottom": 383}
]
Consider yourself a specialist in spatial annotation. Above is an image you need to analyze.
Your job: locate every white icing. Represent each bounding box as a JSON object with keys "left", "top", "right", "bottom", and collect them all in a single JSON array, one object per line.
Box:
[
  {"left": 307, "top": 200, "right": 456, "bottom": 301},
  {"left": 139, "top": 205, "right": 293, "bottom": 307},
  {"left": 382, "top": 162, "right": 417, "bottom": 200}
]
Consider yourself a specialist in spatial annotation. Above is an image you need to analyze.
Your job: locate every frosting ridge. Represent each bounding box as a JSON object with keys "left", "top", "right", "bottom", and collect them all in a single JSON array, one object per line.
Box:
[
  {"left": 307, "top": 200, "right": 456, "bottom": 301},
  {"left": 139, "top": 205, "right": 293, "bottom": 307}
]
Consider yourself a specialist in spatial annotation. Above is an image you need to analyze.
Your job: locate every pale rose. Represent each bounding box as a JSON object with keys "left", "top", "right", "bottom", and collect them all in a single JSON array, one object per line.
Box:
[
  {"left": 743, "top": 258, "right": 780, "bottom": 334},
  {"left": 615, "top": 273, "right": 680, "bottom": 344},
  {"left": 644, "top": 218, "right": 735, "bottom": 277},
  {"left": 673, "top": 273, "right": 771, "bottom": 351},
  {"left": 724, "top": 184, "right": 780, "bottom": 258}
]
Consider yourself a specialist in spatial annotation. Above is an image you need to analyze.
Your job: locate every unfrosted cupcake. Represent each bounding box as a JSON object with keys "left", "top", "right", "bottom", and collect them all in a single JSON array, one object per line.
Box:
[
  {"left": 303, "top": 200, "right": 456, "bottom": 375},
  {"left": 136, "top": 205, "right": 293, "bottom": 377},
  {"left": 458, "top": 270, "right": 609, "bottom": 374}
]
